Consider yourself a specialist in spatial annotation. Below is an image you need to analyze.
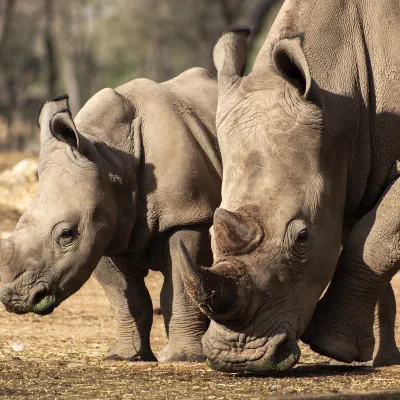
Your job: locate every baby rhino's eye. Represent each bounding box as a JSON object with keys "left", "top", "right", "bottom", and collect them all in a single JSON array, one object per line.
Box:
[
  {"left": 61, "top": 229, "right": 73, "bottom": 238},
  {"left": 56, "top": 225, "right": 77, "bottom": 247}
]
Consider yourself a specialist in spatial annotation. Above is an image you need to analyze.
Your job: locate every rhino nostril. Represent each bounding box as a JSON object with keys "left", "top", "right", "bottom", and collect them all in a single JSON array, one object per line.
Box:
[
  {"left": 31, "top": 289, "right": 48, "bottom": 306},
  {"left": 269, "top": 338, "right": 301, "bottom": 372},
  {"left": 275, "top": 339, "right": 292, "bottom": 361}
]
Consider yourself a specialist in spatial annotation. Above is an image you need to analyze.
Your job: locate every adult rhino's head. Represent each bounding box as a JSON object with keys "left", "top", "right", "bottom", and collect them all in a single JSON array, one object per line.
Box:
[
  {"left": 179, "top": 28, "right": 348, "bottom": 374},
  {"left": 0, "top": 93, "right": 132, "bottom": 315}
]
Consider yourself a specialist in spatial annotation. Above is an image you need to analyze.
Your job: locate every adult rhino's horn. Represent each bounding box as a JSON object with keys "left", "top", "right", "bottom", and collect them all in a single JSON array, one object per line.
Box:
[
  {"left": 178, "top": 240, "right": 240, "bottom": 317},
  {"left": 213, "top": 208, "right": 263, "bottom": 255}
]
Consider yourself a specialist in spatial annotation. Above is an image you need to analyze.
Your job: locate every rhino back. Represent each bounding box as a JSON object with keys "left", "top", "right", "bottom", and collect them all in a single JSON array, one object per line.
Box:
[
  {"left": 115, "top": 71, "right": 221, "bottom": 237},
  {"left": 254, "top": 0, "right": 400, "bottom": 218}
]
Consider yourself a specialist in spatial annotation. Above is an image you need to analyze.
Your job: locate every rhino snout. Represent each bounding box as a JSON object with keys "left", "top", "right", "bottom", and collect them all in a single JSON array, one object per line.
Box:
[
  {"left": 0, "top": 282, "right": 56, "bottom": 316},
  {"left": 203, "top": 324, "right": 301, "bottom": 374},
  {"left": 0, "top": 284, "right": 31, "bottom": 314}
]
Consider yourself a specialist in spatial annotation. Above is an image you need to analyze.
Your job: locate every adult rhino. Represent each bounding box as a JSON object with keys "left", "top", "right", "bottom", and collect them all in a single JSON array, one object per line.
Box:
[
  {"left": 179, "top": 0, "right": 400, "bottom": 374},
  {"left": 0, "top": 68, "right": 221, "bottom": 362}
]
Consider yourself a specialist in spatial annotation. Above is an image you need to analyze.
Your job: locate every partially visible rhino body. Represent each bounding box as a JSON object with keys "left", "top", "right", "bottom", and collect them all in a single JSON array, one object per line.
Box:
[
  {"left": 179, "top": 0, "right": 400, "bottom": 373},
  {"left": 0, "top": 68, "right": 221, "bottom": 362}
]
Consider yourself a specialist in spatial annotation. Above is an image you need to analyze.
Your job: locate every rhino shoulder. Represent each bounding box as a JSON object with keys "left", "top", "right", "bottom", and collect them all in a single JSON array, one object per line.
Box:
[
  {"left": 162, "top": 68, "right": 218, "bottom": 118},
  {"left": 165, "top": 67, "right": 216, "bottom": 86},
  {"left": 74, "top": 88, "right": 135, "bottom": 146}
]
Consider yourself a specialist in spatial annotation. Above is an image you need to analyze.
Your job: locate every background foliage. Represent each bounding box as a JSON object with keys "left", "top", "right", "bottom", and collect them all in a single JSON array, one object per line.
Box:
[{"left": 0, "top": 0, "right": 283, "bottom": 150}]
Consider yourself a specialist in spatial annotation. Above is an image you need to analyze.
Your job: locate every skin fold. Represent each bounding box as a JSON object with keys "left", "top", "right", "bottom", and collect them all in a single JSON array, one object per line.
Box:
[
  {"left": 0, "top": 68, "right": 222, "bottom": 362},
  {"left": 179, "top": 0, "right": 400, "bottom": 374}
]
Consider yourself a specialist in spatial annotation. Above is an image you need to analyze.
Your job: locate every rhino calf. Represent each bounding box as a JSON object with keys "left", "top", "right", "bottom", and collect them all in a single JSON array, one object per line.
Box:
[{"left": 0, "top": 68, "right": 221, "bottom": 362}]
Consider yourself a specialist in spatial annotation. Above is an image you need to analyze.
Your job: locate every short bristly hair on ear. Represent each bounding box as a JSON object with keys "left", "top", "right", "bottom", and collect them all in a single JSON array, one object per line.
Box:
[
  {"left": 272, "top": 37, "right": 312, "bottom": 99},
  {"left": 212, "top": 26, "right": 252, "bottom": 90},
  {"left": 37, "top": 94, "right": 69, "bottom": 130},
  {"left": 38, "top": 94, "right": 92, "bottom": 156}
]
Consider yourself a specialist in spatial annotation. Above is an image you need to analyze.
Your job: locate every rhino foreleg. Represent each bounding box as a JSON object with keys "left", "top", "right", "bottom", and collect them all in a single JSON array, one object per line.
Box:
[
  {"left": 372, "top": 283, "right": 400, "bottom": 365},
  {"left": 303, "top": 177, "right": 400, "bottom": 364},
  {"left": 158, "top": 225, "right": 211, "bottom": 362},
  {"left": 93, "top": 257, "right": 157, "bottom": 361}
]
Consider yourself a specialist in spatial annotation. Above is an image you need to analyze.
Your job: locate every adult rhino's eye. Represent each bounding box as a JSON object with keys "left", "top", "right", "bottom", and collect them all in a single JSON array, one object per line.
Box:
[
  {"left": 296, "top": 229, "right": 308, "bottom": 244},
  {"left": 293, "top": 227, "right": 309, "bottom": 254}
]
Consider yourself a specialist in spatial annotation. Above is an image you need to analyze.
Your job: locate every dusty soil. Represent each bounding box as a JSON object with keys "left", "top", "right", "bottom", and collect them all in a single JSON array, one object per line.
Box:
[{"left": 0, "top": 153, "right": 399, "bottom": 399}]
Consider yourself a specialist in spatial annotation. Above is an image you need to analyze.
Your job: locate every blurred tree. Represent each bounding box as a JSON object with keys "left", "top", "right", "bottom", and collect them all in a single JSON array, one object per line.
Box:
[
  {"left": 0, "top": 0, "right": 282, "bottom": 150},
  {"left": 0, "top": 1, "right": 42, "bottom": 149},
  {"left": 0, "top": 0, "right": 16, "bottom": 49},
  {"left": 44, "top": 0, "right": 58, "bottom": 99}
]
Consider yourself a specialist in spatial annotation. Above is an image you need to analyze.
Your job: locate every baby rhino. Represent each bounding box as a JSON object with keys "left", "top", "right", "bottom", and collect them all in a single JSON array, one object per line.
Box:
[{"left": 0, "top": 68, "right": 221, "bottom": 362}]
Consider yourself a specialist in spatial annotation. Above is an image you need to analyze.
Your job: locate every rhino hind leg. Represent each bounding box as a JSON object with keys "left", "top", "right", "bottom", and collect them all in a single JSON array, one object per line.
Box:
[
  {"left": 302, "top": 177, "right": 400, "bottom": 364},
  {"left": 158, "top": 225, "right": 211, "bottom": 362},
  {"left": 93, "top": 257, "right": 157, "bottom": 362}
]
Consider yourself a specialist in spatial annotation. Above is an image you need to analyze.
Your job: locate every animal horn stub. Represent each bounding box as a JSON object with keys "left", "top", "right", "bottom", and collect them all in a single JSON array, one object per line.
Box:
[{"left": 213, "top": 208, "right": 263, "bottom": 255}]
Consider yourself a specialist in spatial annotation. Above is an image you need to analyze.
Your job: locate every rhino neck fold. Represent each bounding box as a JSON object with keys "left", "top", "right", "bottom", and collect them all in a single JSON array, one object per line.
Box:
[{"left": 99, "top": 132, "right": 143, "bottom": 256}]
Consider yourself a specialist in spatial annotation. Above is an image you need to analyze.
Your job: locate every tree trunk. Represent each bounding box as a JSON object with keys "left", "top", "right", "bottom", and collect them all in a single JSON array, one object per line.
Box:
[
  {"left": 250, "top": 0, "right": 280, "bottom": 38},
  {"left": 44, "top": 0, "right": 58, "bottom": 99},
  {"left": 0, "top": 0, "right": 16, "bottom": 52}
]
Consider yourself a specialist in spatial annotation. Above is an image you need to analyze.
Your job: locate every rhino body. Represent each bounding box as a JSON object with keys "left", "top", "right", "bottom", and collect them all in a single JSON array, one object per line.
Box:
[
  {"left": 0, "top": 68, "right": 221, "bottom": 362},
  {"left": 179, "top": 0, "right": 400, "bottom": 373}
]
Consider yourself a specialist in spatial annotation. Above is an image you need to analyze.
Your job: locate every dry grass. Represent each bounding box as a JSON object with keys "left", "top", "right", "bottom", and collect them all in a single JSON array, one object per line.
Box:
[{"left": 0, "top": 153, "right": 399, "bottom": 399}]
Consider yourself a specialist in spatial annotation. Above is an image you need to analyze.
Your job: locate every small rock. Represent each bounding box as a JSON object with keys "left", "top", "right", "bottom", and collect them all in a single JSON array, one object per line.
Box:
[
  {"left": 11, "top": 340, "right": 25, "bottom": 352},
  {"left": 0, "top": 231, "right": 12, "bottom": 240},
  {"left": 66, "top": 362, "right": 82, "bottom": 369},
  {"left": 11, "top": 159, "right": 38, "bottom": 183}
]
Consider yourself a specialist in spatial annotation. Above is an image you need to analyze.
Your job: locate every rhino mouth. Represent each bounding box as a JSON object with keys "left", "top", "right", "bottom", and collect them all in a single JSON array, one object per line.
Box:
[
  {"left": 0, "top": 282, "right": 58, "bottom": 316},
  {"left": 202, "top": 324, "right": 301, "bottom": 374},
  {"left": 32, "top": 291, "right": 57, "bottom": 315}
]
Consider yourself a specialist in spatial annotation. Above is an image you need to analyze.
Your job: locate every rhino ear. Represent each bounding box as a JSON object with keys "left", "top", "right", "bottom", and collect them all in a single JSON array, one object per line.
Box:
[
  {"left": 38, "top": 94, "right": 89, "bottom": 155},
  {"left": 212, "top": 26, "right": 251, "bottom": 88},
  {"left": 50, "top": 111, "right": 81, "bottom": 150},
  {"left": 272, "top": 37, "right": 311, "bottom": 99}
]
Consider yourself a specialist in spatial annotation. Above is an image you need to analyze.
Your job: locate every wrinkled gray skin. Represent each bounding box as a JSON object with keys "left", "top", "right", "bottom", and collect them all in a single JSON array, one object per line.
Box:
[
  {"left": 179, "top": 0, "right": 400, "bottom": 374},
  {"left": 0, "top": 68, "right": 221, "bottom": 362}
]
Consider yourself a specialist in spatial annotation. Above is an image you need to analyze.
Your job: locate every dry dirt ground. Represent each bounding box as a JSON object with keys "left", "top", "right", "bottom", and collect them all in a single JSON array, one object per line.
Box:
[{"left": 0, "top": 153, "right": 399, "bottom": 399}]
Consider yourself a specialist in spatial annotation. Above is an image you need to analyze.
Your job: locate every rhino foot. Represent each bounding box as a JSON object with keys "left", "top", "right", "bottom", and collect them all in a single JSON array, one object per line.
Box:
[
  {"left": 304, "top": 330, "right": 365, "bottom": 363},
  {"left": 104, "top": 346, "right": 157, "bottom": 362},
  {"left": 301, "top": 302, "right": 374, "bottom": 364},
  {"left": 372, "top": 346, "right": 400, "bottom": 366},
  {"left": 157, "top": 344, "right": 205, "bottom": 362}
]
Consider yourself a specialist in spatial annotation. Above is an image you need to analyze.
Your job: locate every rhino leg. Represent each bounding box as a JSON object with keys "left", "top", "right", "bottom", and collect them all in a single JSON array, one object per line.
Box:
[
  {"left": 302, "top": 177, "right": 400, "bottom": 364},
  {"left": 93, "top": 257, "right": 157, "bottom": 362},
  {"left": 158, "top": 226, "right": 210, "bottom": 362},
  {"left": 372, "top": 283, "right": 400, "bottom": 365}
]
